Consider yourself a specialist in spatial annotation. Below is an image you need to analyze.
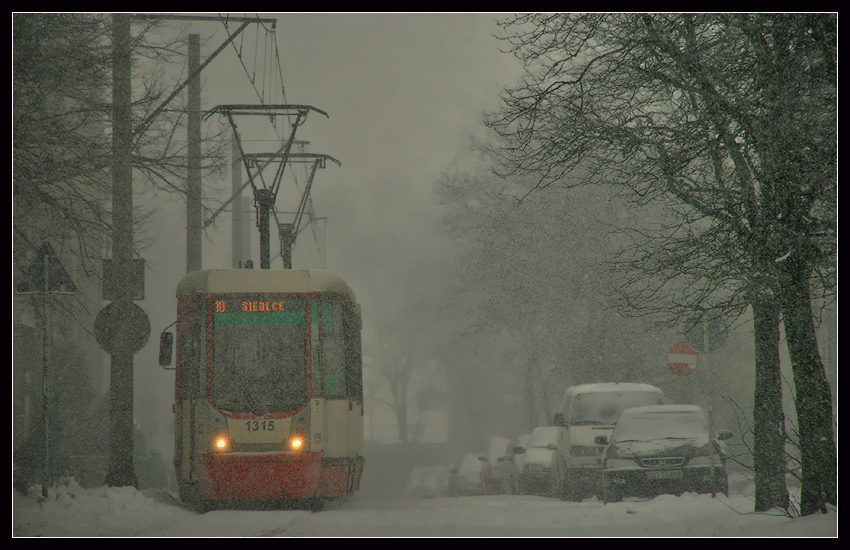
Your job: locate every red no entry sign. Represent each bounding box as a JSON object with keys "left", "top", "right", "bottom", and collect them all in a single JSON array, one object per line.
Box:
[{"left": 667, "top": 340, "right": 698, "bottom": 376}]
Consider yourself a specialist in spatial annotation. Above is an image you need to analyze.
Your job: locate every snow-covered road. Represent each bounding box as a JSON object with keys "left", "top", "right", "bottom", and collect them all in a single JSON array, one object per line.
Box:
[{"left": 13, "top": 475, "right": 836, "bottom": 537}]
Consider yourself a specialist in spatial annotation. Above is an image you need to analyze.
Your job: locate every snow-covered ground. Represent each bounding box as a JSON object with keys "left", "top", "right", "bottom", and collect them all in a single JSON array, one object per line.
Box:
[{"left": 13, "top": 475, "right": 836, "bottom": 537}]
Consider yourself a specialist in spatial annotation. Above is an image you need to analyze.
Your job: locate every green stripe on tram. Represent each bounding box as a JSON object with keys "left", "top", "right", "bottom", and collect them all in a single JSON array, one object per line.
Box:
[{"left": 214, "top": 312, "right": 306, "bottom": 325}]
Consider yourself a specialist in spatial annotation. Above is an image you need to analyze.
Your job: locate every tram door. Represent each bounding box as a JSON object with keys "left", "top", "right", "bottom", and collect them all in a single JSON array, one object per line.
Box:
[
  {"left": 320, "top": 300, "right": 348, "bottom": 457},
  {"left": 174, "top": 296, "right": 204, "bottom": 486},
  {"left": 318, "top": 300, "right": 363, "bottom": 458}
]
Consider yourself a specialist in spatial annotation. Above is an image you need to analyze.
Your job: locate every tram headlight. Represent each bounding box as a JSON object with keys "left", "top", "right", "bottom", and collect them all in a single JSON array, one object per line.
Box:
[
  {"left": 212, "top": 432, "right": 231, "bottom": 452},
  {"left": 289, "top": 435, "right": 305, "bottom": 451}
]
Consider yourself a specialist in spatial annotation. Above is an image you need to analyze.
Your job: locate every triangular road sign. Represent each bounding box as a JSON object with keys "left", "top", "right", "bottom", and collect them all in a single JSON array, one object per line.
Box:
[{"left": 15, "top": 243, "right": 77, "bottom": 295}]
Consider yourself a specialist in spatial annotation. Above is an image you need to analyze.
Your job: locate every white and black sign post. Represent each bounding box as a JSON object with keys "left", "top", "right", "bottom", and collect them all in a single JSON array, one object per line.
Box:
[
  {"left": 16, "top": 243, "right": 77, "bottom": 498},
  {"left": 668, "top": 332, "right": 719, "bottom": 498}
]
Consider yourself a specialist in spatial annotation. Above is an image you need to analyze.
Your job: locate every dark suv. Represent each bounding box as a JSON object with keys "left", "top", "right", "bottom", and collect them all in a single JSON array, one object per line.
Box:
[{"left": 599, "top": 405, "right": 732, "bottom": 503}]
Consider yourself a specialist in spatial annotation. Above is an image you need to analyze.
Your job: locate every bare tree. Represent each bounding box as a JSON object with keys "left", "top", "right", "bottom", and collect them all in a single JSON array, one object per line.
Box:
[
  {"left": 484, "top": 13, "right": 836, "bottom": 514},
  {"left": 427, "top": 154, "right": 679, "bottom": 438},
  {"left": 13, "top": 13, "right": 231, "bottom": 489}
]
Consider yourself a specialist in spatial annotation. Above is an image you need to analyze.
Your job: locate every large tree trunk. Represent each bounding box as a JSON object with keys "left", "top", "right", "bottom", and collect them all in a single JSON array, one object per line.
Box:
[
  {"left": 778, "top": 258, "right": 837, "bottom": 515},
  {"left": 750, "top": 296, "right": 790, "bottom": 512}
]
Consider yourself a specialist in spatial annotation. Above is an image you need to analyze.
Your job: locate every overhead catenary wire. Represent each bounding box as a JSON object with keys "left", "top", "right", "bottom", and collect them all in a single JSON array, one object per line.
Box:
[{"left": 216, "top": 16, "right": 325, "bottom": 267}]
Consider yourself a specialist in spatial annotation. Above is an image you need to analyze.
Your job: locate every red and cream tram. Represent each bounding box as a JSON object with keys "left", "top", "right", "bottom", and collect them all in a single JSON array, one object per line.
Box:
[{"left": 159, "top": 269, "right": 364, "bottom": 511}]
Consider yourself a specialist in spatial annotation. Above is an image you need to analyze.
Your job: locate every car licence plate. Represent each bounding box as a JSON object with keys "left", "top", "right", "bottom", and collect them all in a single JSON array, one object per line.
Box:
[{"left": 646, "top": 470, "right": 682, "bottom": 480}]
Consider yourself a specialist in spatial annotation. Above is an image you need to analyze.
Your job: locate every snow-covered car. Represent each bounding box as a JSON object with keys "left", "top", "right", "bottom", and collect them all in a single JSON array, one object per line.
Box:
[
  {"left": 599, "top": 404, "right": 733, "bottom": 503},
  {"left": 517, "top": 426, "right": 560, "bottom": 496},
  {"left": 449, "top": 453, "right": 485, "bottom": 496},
  {"left": 406, "top": 465, "right": 453, "bottom": 498},
  {"left": 553, "top": 382, "right": 665, "bottom": 501},
  {"left": 480, "top": 436, "right": 512, "bottom": 494},
  {"left": 498, "top": 433, "right": 531, "bottom": 494}
]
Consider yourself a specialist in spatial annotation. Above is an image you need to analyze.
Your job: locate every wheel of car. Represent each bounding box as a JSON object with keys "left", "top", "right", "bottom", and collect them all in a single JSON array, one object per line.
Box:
[
  {"left": 549, "top": 474, "right": 559, "bottom": 498},
  {"left": 602, "top": 478, "right": 622, "bottom": 504},
  {"left": 502, "top": 477, "right": 513, "bottom": 495},
  {"left": 557, "top": 482, "right": 568, "bottom": 501},
  {"left": 561, "top": 483, "right": 581, "bottom": 502},
  {"left": 603, "top": 486, "right": 622, "bottom": 504},
  {"left": 719, "top": 476, "right": 729, "bottom": 497}
]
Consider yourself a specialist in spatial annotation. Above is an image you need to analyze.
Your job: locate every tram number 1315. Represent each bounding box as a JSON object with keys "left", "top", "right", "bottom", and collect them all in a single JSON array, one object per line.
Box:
[{"left": 246, "top": 420, "right": 276, "bottom": 431}]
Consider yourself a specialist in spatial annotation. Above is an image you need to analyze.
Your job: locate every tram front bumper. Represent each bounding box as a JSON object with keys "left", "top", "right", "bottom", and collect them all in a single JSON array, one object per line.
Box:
[{"left": 199, "top": 451, "right": 324, "bottom": 500}]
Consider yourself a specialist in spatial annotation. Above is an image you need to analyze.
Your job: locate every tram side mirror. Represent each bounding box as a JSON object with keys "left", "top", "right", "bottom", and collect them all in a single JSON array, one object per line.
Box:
[
  {"left": 553, "top": 413, "right": 566, "bottom": 427},
  {"left": 159, "top": 331, "right": 174, "bottom": 368},
  {"left": 594, "top": 435, "right": 609, "bottom": 445}
]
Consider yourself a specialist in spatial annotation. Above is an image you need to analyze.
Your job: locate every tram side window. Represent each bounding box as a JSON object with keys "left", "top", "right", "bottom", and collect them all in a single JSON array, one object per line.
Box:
[
  {"left": 344, "top": 305, "right": 363, "bottom": 403},
  {"left": 322, "top": 301, "right": 347, "bottom": 398},
  {"left": 310, "top": 300, "right": 322, "bottom": 395}
]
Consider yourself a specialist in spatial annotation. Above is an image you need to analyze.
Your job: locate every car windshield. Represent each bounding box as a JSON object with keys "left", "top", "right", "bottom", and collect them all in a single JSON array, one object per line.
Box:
[
  {"left": 459, "top": 454, "right": 482, "bottom": 476},
  {"left": 487, "top": 437, "right": 511, "bottom": 462},
  {"left": 612, "top": 410, "right": 709, "bottom": 443},
  {"left": 570, "top": 391, "right": 663, "bottom": 425}
]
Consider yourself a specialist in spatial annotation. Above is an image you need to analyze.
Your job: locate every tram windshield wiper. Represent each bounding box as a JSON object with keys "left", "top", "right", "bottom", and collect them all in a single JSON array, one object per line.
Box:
[{"left": 240, "top": 386, "right": 265, "bottom": 416}]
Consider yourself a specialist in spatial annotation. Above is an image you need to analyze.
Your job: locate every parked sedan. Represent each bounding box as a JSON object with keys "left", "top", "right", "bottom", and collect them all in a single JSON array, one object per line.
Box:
[
  {"left": 498, "top": 434, "right": 531, "bottom": 495},
  {"left": 480, "top": 436, "right": 512, "bottom": 495},
  {"left": 406, "top": 465, "right": 452, "bottom": 498},
  {"left": 449, "top": 453, "right": 485, "bottom": 496},
  {"left": 599, "top": 405, "right": 733, "bottom": 503},
  {"left": 518, "top": 426, "right": 560, "bottom": 496}
]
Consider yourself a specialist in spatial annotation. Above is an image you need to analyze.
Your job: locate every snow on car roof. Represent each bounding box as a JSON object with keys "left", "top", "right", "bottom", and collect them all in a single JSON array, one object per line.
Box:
[
  {"left": 619, "top": 404, "right": 705, "bottom": 416},
  {"left": 564, "top": 382, "right": 663, "bottom": 396},
  {"left": 528, "top": 426, "right": 559, "bottom": 446}
]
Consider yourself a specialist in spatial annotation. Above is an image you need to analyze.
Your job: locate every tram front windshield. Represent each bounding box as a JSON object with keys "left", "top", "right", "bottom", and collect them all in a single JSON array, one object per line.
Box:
[{"left": 211, "top": 295, "right": 308, "bottom": 413}]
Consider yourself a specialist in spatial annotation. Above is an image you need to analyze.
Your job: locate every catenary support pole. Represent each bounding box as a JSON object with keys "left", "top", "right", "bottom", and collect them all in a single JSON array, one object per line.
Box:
[
  {"left": 105, "top": 13, "right": 138, "bottom": 488},
  {"left": 186, "top": 34, "right": 202, "bottom": 273},
  {"left": 231, "top": 133, "right": 243, "bottom": 268}
]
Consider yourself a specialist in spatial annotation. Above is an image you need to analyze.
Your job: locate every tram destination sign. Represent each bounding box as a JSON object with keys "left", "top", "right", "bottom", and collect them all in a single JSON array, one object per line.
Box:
[
  {"left": 213, "top": 295, "right": 307, "bottom": 325},
  {"left": 213, "top": 295, "right": 307, "bottom": 313}
]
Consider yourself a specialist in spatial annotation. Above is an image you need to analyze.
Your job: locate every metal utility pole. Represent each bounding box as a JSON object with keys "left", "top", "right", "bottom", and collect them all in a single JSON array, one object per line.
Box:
[
  {"left": 242, "top": 197, "right": 253, "bottom": 266},
  {"left": 256, "top": 188, "right": 275, "bottom": 269},
  {"left": 105, "top": 13, "right": 138, "bottom": 488},
  {"left": 186, "top": 34, "right": 202, "bottom": 273},
  {"left": 279, "top": 223, "right": 295, "bottom": 269},
  {"left": 231, "top": 133, "right": 243, "bottom": 268}
]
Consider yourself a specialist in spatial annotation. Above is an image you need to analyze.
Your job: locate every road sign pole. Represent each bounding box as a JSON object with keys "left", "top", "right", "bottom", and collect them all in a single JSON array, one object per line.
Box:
[
  {"left": 705, "top": 318, "right": 717, "bottom": 498},
  {"left": 41, "top": 251, "right": 50, "bottom": 498},
  {"left": 14, "top": 243, "right": 78, "bottom": 499}
]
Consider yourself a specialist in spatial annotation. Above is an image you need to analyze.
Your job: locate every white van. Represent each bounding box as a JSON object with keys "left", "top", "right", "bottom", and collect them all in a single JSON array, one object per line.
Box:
[{"left": 552, "top": 382, "right": 664, "bottom": 501}]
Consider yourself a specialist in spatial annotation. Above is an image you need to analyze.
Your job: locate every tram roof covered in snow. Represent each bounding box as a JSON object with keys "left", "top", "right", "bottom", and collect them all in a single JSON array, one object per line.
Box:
[{"left": 176, "top": 269, "right": 358, "bottom": 301}]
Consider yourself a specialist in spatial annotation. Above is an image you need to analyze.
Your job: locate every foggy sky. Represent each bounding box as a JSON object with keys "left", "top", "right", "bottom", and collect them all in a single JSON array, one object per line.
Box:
[{"left": 132, "top": 13, "right": 525, "bottom": 462}]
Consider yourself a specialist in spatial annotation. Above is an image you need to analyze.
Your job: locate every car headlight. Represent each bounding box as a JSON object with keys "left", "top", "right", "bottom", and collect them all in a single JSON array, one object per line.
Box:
[
  {"left": 604, "top": 458, "right": 636, "bottom": 469},
  {"left": 687, "top": 455, "right": 722, "bottom": 466}
]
